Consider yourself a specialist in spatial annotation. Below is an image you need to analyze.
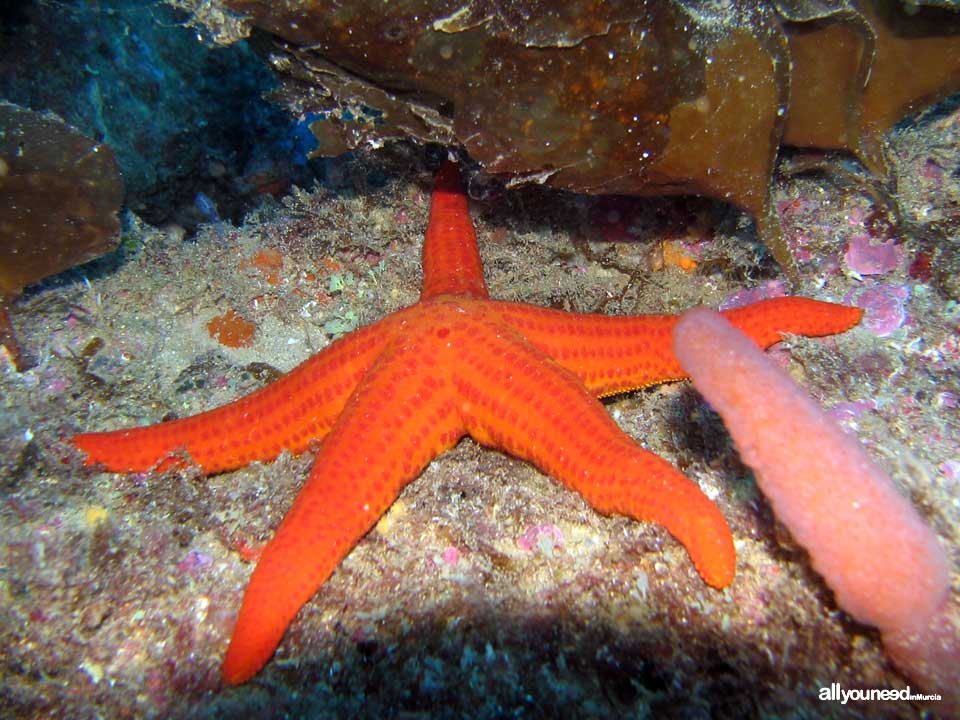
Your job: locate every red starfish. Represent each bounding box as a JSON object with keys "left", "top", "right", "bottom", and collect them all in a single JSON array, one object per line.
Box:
[{"left": 71, "top": 161, "right": 863, "bottom": 684}]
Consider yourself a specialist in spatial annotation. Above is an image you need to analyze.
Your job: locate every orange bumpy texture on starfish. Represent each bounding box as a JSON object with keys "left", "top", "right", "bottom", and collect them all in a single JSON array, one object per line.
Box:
[{"left": 71, "top": 161, "right": 863, "bottom": 684}]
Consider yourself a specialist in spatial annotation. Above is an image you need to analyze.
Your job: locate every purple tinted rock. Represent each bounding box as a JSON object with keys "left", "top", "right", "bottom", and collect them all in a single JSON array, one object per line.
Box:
[
  {"left": 847, "top": 283, "right": 910, "bottom": 337},
  {"left": 844, "top": 234, "right": 900, "bottom": 275},
  {"left": 940, "top": 460, "right": 960, "bottom": 486},
  {"left": 719, "top": 280, "right": 788, "bottom": 311},
  {"left": 177, "top": 550, "right": 213, "bottom": 577},
  {"left": 517, "top": 524, "right": 564, "bottom": 556},
  {"left": 827, "top": 399, "right": 878, "bottom": 424}
]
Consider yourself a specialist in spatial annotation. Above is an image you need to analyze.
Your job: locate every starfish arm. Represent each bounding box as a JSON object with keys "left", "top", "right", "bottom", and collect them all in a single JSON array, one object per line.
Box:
[
  {"left": 495, "top": 297, "right": 862, "bottom": 397},
  {"left": 720, "top": 296, "right": 863, "bottom": 346},
  {"left": 420, "top": 161, "right": 489, "bottom": 301},
  {"left": 222, "top": 337, "right": 465, "bottom": 685},
  {"left": 450, "top": 317, "right": 735, "bottom": 589},
  {"left": 70, "top": 316, "right": 400, "bottom": 474}
]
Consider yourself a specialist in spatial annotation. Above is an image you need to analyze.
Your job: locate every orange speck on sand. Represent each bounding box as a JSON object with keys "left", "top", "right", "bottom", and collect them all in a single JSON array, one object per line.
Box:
[
  {"left": 321, "top": 257, "right": 342, "bottom": 273},
  {"left": 251, "top": 248, "right": 284, "bottom": 286},
  {"left": 651, "top": 240, "right": 698, "bottom": 273},
  {"left": 208, "top": 310, "right": 257, "bottom": 348},
  {"left": 233, "top": 538, "right": 263, "bottom": 563}
]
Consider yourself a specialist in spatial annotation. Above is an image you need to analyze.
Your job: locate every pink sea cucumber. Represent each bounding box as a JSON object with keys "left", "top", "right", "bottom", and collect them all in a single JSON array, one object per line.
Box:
[{"left": 672, "top": 307, "right": 957, "bottom": 703}]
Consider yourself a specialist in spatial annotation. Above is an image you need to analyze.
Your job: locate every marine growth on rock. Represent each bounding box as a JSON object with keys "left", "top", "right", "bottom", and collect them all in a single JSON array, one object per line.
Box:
[
  {"left": 0, "top": 101, "right": 122, "bottom": 369},
  {"left": 176, "top": 0, "right": 960, "bottom": 277}
]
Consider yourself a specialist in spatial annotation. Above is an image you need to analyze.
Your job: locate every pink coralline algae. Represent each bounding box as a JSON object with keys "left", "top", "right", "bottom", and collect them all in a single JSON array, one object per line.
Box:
[
  {"left": 439, "top": 546, "right": 460, "bottom": 565},
  {"left": 940, "top": 460, "right": 960, "bottom": 486},
  {"left": 517, "top": 524, "right": 564, "bottom": 557},
  {"left": 719, "top": 280, "right": 789, "bottom": 311},
  {"left": 177, "top": 550, "right": 213, "bottom": 577},
  {"left": 826, "top": 399, "right": 878, "bottom": 425},
  {"left": 844, "top": 234, "right": 900, "bottom": 275},
  {"left": 846, "top": 283, "right": 910, "bottom": 337}
]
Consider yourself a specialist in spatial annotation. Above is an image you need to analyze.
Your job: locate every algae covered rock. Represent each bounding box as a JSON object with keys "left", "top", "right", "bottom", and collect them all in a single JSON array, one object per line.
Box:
[
  {"left": 177, "top": 0, "right": 960, "bottom": 277},
  {"left": 0, "top": 101, "right": 122, "bottom": 368}
]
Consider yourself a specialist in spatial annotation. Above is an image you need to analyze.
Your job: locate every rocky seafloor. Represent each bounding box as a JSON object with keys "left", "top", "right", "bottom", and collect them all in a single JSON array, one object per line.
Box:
[{"left": 1, "top": 106, "right": 958, "bottom": 719}]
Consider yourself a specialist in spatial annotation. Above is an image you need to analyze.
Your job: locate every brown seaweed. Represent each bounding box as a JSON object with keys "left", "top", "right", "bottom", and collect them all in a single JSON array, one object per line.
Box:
[
  {"left": 176, "top": 0, "right": 960, "bottom": 278},
  {"left": 0, "top": 101, "right": 123, "bottom": 369}
]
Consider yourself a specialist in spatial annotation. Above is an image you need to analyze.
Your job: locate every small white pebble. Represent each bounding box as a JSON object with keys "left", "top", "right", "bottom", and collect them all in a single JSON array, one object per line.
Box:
[
  {"left": 635, "top": 570, "right": 649, "bottom": 600},
  {"left": 80, "top": 660, "right": 104, "bottom": 684}
]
